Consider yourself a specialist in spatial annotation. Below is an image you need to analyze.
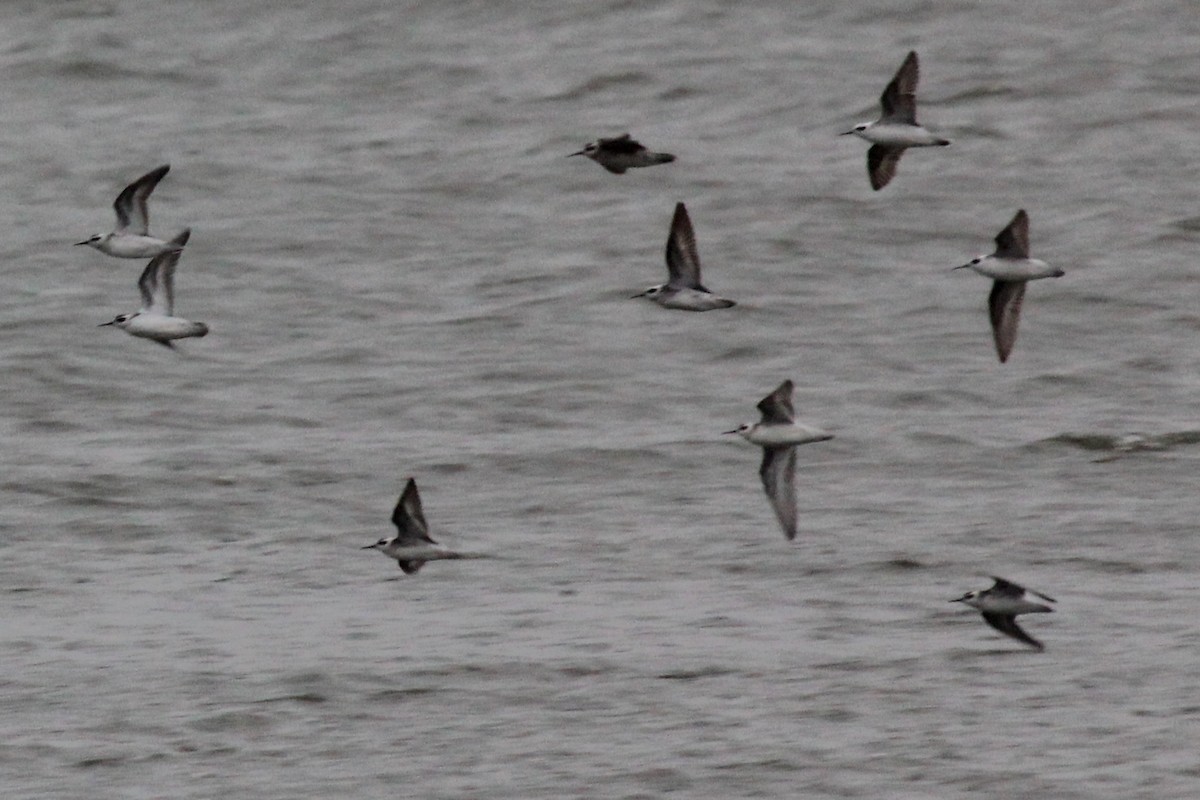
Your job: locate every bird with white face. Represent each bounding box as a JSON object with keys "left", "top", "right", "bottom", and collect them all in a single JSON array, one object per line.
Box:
[
  {"left": 568, "top": 133, "right": 675, "bottom": 174},
  {"left": 76, "top": 164, "right": 187, "bottom": 259},
  {"left": 954, "top": 209, "right": 1064, "bottom": 363},
  {"left": 952, "top": 576, "right": 1056, "bottom": 650},
  {"left": 633, "top": 202, "right": 735, "bottom": 311},
  {"left": 99, "top": 229, "right": 207, "bottom": 348},
  {"left": 362, "top": 478, "right": 464, "bottom": 575},
  {"left": 841, "top": 51, "right": 950, "bottom": 190},
  {"left": 725, "top": 380, "right": 832, "bottom": 541}
]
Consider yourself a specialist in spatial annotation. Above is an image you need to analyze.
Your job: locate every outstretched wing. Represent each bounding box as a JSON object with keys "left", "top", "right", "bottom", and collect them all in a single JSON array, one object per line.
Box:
[
  {"left": 759, "top": 446, "right": 798, "bottom": 541},
  {"left": 137, "top": 230, "right": 190, "bottom": 316},
  {"left": 991, "top": 575, "right": 1056, "bottom": 603},
  {"left": 993, "top": 209, "right": 1030, "bottom": 259},
  {"left": 664, "top": 202, "right": 703, "bottom": 288},
  {"left": 981, "top": 612, "right": 1044, "bottom": 650},
  {"left": 988, "top": 576, "right": 1027, "bottom": 597},
  {"left": 756, "top": 380, "right": 796, "bottom": 424},
  {"left": 987, "top": 281, "right": 1025, "bottom": 363},
  {"left": 879, "top": 51, "right": 918, "bottom": 124},
  {"left": 138, "top": 252, "right": 177, "bottom": 315},
  {"left": 867, "top": 145, "right": 905, "bottom": 191},
  {"left": 113, "top": 164, "right": 170, "bottom": 235},
  {"left": 599, "top": 133, "right": 644, "bottom": 154},
  {"left": 392, "top": 478, "right": 437, "bottom": 546}
]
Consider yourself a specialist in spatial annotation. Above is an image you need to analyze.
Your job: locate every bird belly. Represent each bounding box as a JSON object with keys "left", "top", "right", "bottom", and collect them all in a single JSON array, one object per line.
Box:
[
  {"left": 127, "top": 315, "right": 208, "bottom": 341},
  {"left": 977, "top": 597, "right": 1053, "bottom": 615},
  {"left": 971, "top": 258, "right": 1061, "bottom": 281},
  {"left": 658, "top": 289, "right": 735, "bottom": 311},
  {"left": 383, "top": 544, "right": 461, "bottom": 562},
  {"left": 860, "top": 124, "right": 945, "bottom": 147},
  {"left": 747, "top": 424, "right": 832, "bottom": 447},
  {"left": 98, "top": 235, "right": 171, "bottom": 258},
  {"left": 599, "top": 152, "right": 673, "bottom": 171}
]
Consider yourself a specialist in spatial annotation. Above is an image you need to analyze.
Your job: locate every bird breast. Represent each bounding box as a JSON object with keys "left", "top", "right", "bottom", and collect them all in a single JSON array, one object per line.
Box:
[
  {"left": 971, "top": 258, "right": 1061, "bottom": 281},
  {"left": 857, "top": 124, "right": 944, "bottom": 147},
  {"left": 746, "top": 423, "right": 832, "bottom": 447}
]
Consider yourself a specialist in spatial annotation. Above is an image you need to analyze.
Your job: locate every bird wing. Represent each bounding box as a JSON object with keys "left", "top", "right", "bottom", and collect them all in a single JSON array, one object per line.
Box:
[
  {"left": 756, "top": 380, "right": 796, "bottom": 424},
  {"left": 113, "top": 164, "right": 169, "bottom": 235},
  {"left": 981, "top": 612, "right": 1044, "bottom": 649},
  {"left": 879, "top": 51, "right": 919, "bottom": 124},
  {"left": 600, "top": 133, "right": 644, "bottom": 154},
  {"left": 1029, "top": 588, "right": 1057, "bottom": 603},
  {"left": 992, "top": 576, "right": 1056, "bottom": 603},
  {"left": 867, "top": 145, "right": 905, "bottom": 191},
  {"left": 138, "top": 251, "right": 178, "bottom": 315},
  {"left": 396, "top": 560, "right": 426, "bottom": 574},
  {"left": 987, "top": 280, "right": 1025, "bottom": 363},
  {"left": 138, "top": 229, "right": 190, "bottom": 316},
  {"left": 664, "top": 202, "right": 703, "bottom": 288},
  {"left": 994, "top": 209, "right": 1030, "bottom": 259},
  {"left": 392, "top": 478, "right": 437, "bottom": 545},
  {"left": 988, "top": 576, "right": 1027, "bottom": 597},
  {"left": 759, "top": 446, "right": 798, "bottom": 540}
]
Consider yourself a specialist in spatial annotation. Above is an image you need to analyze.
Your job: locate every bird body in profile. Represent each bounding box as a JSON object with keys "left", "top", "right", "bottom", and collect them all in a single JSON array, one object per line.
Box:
[
  {"left": 842, "top": 51, "right": 950, "bottom": 190},
  {"left": 633, "top": 202, "right": 735, "bottom": 311},
  {"left": 955, "top": 209, "right": 1064, "bottom": 363},
  {"left": 99, "top": 229, "right": 207, "bottom": 348},
  {"left": 76, "top": 164, "right": 185, "bottom": 258},
  {"left": 362, "top": 478, "right": 463, "bottom": 574},
  {"left": 725, "top": 380, "right": 832, "bottom": 540},
  {"left": 569, "top": 133, "right": 675, "bottom": 174},
  {"left": 952, "top": 576, "right": 1056, "bottom": 650}
]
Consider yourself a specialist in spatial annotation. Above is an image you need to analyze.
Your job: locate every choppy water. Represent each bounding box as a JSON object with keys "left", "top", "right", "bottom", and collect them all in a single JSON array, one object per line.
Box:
[{"left": 3, "top": 1, "right": 1200, "bottom": 797}]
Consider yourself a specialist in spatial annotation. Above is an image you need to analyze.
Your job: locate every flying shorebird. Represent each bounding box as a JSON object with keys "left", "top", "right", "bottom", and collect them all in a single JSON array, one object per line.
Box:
[
  {"left": 632, "top": 202, "right": 735, "bottom": 311},
  {"left": 76, "top": 164, "right": 186, "bottom": 258},
  {"left": 725, "top": 380, "right": 832, "bottom": 540},
  {"left": 952, "top": 576, "right": 1057, "bottom": 650},
  {"left": 99, "top": 229, "right": 207, "bottom": 348},
  {"left": 954, "top": 209, "right": 1064, "bottom": 363},
  {"left": 568, "top": 133, "right": 675, "bottom": 174},
  {"left": 841, "top": 51, "right": 950, "bottom": 190},
  {"left": 362, "top": 478, "right": 464, "bottom": 574}
]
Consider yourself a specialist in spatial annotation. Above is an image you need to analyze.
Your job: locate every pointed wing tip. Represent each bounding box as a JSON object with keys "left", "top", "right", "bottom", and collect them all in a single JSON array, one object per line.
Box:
[
  {"left": 867, "top": 145, "right": 902, "bottom": 190},
  {"left": 393, "top": 477, "right": 420, "bottom": 515},
  {"left": 981, "top": 612, "right": 1045, "bottom": 649},
  {"left": 988, "top": 280, "right": 1024, "bottom": 363},
  {"left": 664, "top": 202, "right": 701, "bottom": 286},
  {"left": 759, "top": 447, "right": 798, "bottom": 542},
  {"left": 995, "top": 210, "right": 1031, "bottom": 257},
  {"left": 756, "top": 380, "right": 796, "bottom": 423},
  {"left": 137, "top": 164, "right": 171, "bottom": 186}
]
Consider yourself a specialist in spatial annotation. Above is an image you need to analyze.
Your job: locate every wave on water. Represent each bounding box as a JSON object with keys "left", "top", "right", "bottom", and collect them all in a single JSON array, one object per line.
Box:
[{"left": 1035, "top": 430, "right": 1200, "bottom": 460}]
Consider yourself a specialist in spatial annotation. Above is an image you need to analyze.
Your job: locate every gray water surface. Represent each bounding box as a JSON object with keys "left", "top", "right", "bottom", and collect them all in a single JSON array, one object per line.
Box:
[{"left": 3, "top": 1, "right": 1200, "bottom": 798}]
